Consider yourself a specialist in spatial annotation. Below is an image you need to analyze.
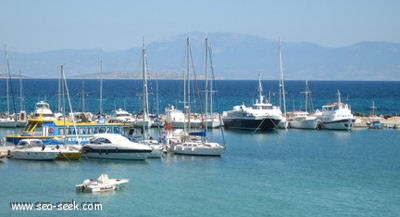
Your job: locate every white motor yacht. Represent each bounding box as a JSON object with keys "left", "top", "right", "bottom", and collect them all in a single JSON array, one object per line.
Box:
[{"left": 81, "top": 134, "right": 152, "bottom": 160}]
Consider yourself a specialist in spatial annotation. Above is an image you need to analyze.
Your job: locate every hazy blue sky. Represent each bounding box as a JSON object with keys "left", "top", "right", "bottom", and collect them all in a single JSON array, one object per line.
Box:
[{"left": 1, "top": 0, "right": 399, "bottom": 52}]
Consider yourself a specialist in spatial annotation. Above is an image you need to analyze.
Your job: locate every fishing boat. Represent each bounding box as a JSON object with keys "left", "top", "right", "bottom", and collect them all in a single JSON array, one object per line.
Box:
[
  {"left": 81, "top": 133, "right": 152, "bottom": 160},
  {"left": 315, "top": 90, "right": 355, "bottom": 130},
  {"left": 222, "top": 76, "right": 282, "bottom": 132},
  {"left": 8, "top": 139, "right": 60, "bottom": 161},
  {"left": 75, "top": 174, "right": 129, "bottom": 193}
]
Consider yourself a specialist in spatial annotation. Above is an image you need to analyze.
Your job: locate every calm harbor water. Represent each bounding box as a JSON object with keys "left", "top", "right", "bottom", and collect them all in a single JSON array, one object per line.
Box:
[
  {"left": 1, "top": 128, "right": 400, "bottom": 217},
  {"left": 1, "top": 79, "right": 400, "bottom": 216}
]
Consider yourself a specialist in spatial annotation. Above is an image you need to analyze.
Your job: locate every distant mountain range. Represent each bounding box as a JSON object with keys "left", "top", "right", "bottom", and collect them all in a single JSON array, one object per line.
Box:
[{"left": 1, "top": 32, "right": 399, "bottom": 80}]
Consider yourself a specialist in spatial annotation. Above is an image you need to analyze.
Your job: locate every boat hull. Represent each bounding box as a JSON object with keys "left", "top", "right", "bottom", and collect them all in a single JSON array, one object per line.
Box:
[
  {"left": 9, "top": 150, "right": 59, "bottom": 161},
  {"left": 319, "top": 119, "right": 355, "bottom": 130},
  {"left": 222, "top": 117, "right": 281, "bottom": 131},
  {"left": 82, "top": 147, "right": 151, "bottom": 160},
  {"left": 173, "top": 147, "right": 224, "bottom": 156},
  {"left": 289, "top": 118, "right": 319, "bottom": 129}
]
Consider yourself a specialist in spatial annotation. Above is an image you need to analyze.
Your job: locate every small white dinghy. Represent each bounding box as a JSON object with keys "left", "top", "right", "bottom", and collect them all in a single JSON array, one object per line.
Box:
[{"left": 75, "top": 174, "right": 129, "bottom": 193}]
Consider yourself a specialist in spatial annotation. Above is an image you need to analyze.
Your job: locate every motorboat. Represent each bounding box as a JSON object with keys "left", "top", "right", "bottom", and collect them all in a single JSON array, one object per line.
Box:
[
  {"left": 108, "top": 108, "right": 136, "bottom": 123},
  {"left": 81, "top": 134, "right": 152, "bottom": 160},
  {"left": 8, "top": 139, "right": 60, "bottom": 160},
  {"left": 173, "top": 139, "right": 225, "bottom": 156},
  {"left": 315, "top": 90, "right": 355, "bottom": 130},
  {"left": 75, "top": 174, "right": 129, "bottom": 193},
  {"left": 31, "top": 101, "right": 58, "bottom": 121},
  {"left": 222, "top": 78, "right": 282, "bottom": 132}
]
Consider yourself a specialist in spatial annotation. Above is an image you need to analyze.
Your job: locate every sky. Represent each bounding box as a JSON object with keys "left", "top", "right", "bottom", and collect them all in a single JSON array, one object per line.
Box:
[{"left": 1, "top": 0, "right": 399, "bottom": 52}]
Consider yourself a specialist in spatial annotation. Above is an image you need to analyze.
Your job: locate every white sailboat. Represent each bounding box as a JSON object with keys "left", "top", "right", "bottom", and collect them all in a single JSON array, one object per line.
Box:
[
  {"left": 203, "top": 38, "right": 222, "bottom": 129},
  {"left": 277, "top": 39, "right": 288, "bottom": 129},
  {"left": 133, "top": 41, "right": 154, "bottom": 129},
  {"left": 288, "top": 81, "right": 319, "bottom": 129},
  {"left": 135, "top": 41, "right": 164, "bottom": 158},
  {"left": 173, "top": 38, "right": 225, "bottom": 156},
  {"left": 0, "top": 45, "right": 18, "bottom": 128}
]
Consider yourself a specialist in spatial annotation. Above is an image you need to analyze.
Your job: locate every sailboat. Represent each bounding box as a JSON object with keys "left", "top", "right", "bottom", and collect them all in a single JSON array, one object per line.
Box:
[
  {"left": 53, "top": 65, "right": 82, "bottom": 160},
  {"left": 203, "top": 38, "right": 222, "bottom": 129},
  {"left": 132, "top": 41, "right": 154, "bottom": 129},
  {"left": 134, "top": 41, "right": 164, "bottom": 158},
  {"left": 366, "top": 101, "right": 383, "bottom": 129},
  {"left": 173, "top": 38, "right": 225, "bottom": 156},
  {"left": 277, "top": 39, "right": 288, "bottom": 129},
  {"left": 0, "top": 45, "right": 18, "bottom": 128},
  {"left": 287, "top": 81, "right": 319, "bottom": 129}
]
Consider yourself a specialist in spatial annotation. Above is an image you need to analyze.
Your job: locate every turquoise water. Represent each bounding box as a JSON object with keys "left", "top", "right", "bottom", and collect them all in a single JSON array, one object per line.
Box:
[
  {"left": 1, "top": 80, "right": 400, "bottom": 216},
  {"left": 1, "top": 128, "right": 400, "bottom": 217}
]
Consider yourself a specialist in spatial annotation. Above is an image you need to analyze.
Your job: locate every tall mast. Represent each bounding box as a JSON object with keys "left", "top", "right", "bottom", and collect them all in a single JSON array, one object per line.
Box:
[
  {"left": 99, "top": 60, "right": 103, "bottom": 115},
  {"left": 185, "top": 38, "right": 191, "bottom": 131},
  {"left": 204, "top": 38, "right": 209, "bottom": 129},
  {"left": 4, "top": 45, "right": 10, "bottom": 114},
  {"left": 19, "top": 70, "right": 23, "bottom": 112},
  {"left": 142, "top": 39, "right": 149, "bottom": 135},
  {"left": 278, "top": 38, "right": 287, "bottom": 116}
]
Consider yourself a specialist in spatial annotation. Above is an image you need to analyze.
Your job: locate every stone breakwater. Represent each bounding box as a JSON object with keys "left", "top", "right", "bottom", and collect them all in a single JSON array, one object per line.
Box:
[{"left": 354, "top": 116, "right": 400, "bottom": 128}]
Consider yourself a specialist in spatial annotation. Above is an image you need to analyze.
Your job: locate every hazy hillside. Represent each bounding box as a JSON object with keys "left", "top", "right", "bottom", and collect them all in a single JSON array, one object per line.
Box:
[{"left": 1, "top": 32, "right": 399, "bottom": 80}]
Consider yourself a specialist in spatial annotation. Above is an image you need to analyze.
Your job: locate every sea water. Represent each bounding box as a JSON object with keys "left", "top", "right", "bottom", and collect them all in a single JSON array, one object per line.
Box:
[
  {"left": 0, "top": 80, "right": 400, "bottom": 217},
  {"left": 1, "top": 129, "right": 400, "bottom": 217}
]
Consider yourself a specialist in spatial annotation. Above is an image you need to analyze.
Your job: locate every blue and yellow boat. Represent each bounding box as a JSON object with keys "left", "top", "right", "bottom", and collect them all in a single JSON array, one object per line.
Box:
[{"left": 5, "top": 117, "right": 130, "bottom": 145}]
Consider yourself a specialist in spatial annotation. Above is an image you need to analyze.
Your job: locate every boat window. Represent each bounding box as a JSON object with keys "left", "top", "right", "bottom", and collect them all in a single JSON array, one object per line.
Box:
[
  {"left": 99, "top": 127, "right": 106, "bottom": 133},
  {"left": 114, "top": 127, "right": 120, "bottom": 133},
  {"left": 88, "top": 128, "right": 93, "bottom": 134},
  {"left": 59, "top": 128, "right": 64, "bottom": 135},
  {"left": 94, "top": 128, "right": 99, "bottom": 133}
]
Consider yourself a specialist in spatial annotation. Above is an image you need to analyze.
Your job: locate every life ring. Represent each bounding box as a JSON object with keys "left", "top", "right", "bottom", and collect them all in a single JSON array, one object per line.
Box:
[{"left": 48, "top": 127, "right": 54, "bottom": 133}]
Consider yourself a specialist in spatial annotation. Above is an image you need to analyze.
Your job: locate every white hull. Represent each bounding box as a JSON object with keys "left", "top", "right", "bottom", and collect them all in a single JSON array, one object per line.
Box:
[
  {"left": 289, "top": 117, "right": 319, "bottom": 129},
  {"left": 173, "top": 142, "right": 225, "bottom": 156},
  {"left": 76, "top": 174, "right": 129, "bottom": 193},
  {"left": 320, "top": 119, "right": 354, "bottom": 130},
  {"left": 0, "top": 120, "right": 18, "bottom": 128},
  {"left": 9, "top": 148, "right": 59, "bottom": 160}
]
